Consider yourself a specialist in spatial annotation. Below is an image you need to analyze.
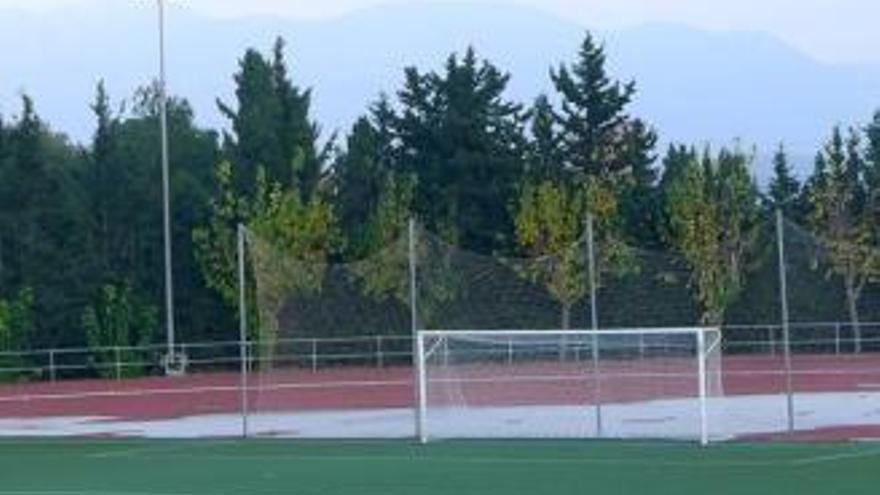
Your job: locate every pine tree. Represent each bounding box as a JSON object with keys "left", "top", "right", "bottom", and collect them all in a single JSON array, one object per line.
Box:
[
  {"left": 393, "top": 47, "right": 526, "bottom": 252},
  {"left": 845, "top": 127, "right": 867, "bottom": 211},
  {"left": 658, "top": 144, "right": 698, "bottom": 239},
  {"left": 87, "top": 81, "right": 119, "bottom": 277},
  {"left": 767, "top": 143, "right": 801, "bottom": 215},
  {"left": 618, "top": 119, "right": 659, "bottom": 246},
  {"left": 271, "top": 38, "right": 325, "bottom": 196},
  {"left": 218, "top": 48, "right": 283, "bottom": 193},
  {"left": 219, "top": 38, "right": 326, "bottom": 198},
  {"left": 551, "top": 32, "right": 641, "bottom": 178},
  {"left": 525, "top": 94, "right": 564, "bottom": 182},
  {"left": 0, "top": 96, "right": 89, "bottom": 347},
  {"left": 333, "top": 116, "right": 390, "bottom": 257},
  {"left": 865, "top": 111, "right": 880, "bottom": 225},
  {"left": 866, "top": 111, "right": 880, "bottom": 189}
]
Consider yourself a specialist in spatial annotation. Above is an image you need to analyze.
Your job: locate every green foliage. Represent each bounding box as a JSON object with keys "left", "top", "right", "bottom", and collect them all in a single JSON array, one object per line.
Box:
[
  {"left": 866, "top": 112, "right": 880, "bottom": 228},
  {"left": 4, "top": 33, "right": 880, "bottom": 358},
  {"left": 0, "top": 95, "right": 90, "bottom": 346},
  {"left": 83, "top": 82, "right": 224, "bottom": 344},
  {"left": 514, "top": 181, "right": 586, "bottom": 328},
  {"left": 250, "top": 188, "right": 341, "bottom": 289},
  {"left": 81, "top": 283, "right": 157, "bottom": 378},
  {"left": 767, "top": 144, "right": 801, "bottom": 215},
  {"left": 806, "top": 127, "right": 880, "bottom": 340},
  {"left": 618, "top": 119, "right": 660, "bottom": 246},
  {"left": 333, "top": 109, "right": 398, "bottom": 258},
  {"left": 218, "top": 37, "right": 327, "bottom": 197},
  {"left": 525, "top": 95, "right": 565, "bottom": 183},
  {"left": 662, "top": 147, "right": 759, "bottom": 324},
  {"left": 551, "top": 33, "right": 646, "bottom": 179},
  {"left": 393, "top": 47, "right": 527, "bottom": 252},
  {"left": 514, "top": 178, "right": 634, "bottom": 328},
  {"left": 348, "top": 174, "right": 415, "bottom": 305},
  {"left": 193, "top": 161, "right": 251, "bottom": 309},
  {"left": 866, "top": 112, "right": 880, "bottom": 192},
  {"left": 0, "top": 288, "right": 34, "bottom": 349},
  {"left": 248, "top": 181, "right": 342, "bottom": 344},
  {"left": 0, "top": 288, "right": 34, "bottom": 380},
  {"left": 549, "top": 32, "right": 658, "bottom": 245}
]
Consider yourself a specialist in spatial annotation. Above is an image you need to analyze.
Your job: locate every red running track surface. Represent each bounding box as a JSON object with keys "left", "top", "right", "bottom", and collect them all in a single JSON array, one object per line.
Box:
[{"left": 0, "top": 353, "right": 878, "bottom": 439}]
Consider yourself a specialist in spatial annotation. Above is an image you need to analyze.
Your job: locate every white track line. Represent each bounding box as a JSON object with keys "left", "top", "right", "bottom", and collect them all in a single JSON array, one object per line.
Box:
[{"left": 790, "top": 448, "right": 880, "bottom": 466}]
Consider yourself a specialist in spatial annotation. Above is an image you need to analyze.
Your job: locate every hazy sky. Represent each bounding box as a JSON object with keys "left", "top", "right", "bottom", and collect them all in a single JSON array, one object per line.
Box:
[{"left": 1, "top": 0, "right": 878, "bottom": 64}]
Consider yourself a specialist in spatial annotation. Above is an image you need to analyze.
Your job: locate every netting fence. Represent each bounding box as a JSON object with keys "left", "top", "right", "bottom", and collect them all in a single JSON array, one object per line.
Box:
[{"left": 2, "top": 212, "right": 880, "bottom": 441}]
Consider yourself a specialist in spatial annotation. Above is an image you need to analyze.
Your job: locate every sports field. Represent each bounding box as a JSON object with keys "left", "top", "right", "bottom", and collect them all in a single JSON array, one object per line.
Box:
[{"left": 0, "top": 439, "right": 878, "bottom": 495}]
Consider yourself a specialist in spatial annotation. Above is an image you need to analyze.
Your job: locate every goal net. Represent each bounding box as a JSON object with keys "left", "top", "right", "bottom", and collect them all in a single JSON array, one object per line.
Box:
[{"left": 416, "top": 328, "right": 723, "bottom": 444}]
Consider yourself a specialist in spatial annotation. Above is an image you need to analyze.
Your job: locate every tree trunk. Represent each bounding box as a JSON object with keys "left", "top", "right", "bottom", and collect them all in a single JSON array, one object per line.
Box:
[
  {"left": 561, "top": 303, "right": 571, "bottom": 330},
  {"left": 559, "top": 303, "right": 571, "bottom": 361},
  {"left": 845, "top": 276, "right": 862, "bottom": 354}
]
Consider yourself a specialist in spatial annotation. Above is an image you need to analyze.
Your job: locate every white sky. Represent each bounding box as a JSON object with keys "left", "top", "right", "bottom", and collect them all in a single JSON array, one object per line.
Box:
[{"left": 1, "top": 0, "right": 878, "bottom": 63}]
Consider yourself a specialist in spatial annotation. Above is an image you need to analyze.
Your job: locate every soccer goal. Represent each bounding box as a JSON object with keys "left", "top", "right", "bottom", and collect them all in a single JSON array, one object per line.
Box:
[{"left": 416, "top": 328, "right": 723, "bottom": 445}]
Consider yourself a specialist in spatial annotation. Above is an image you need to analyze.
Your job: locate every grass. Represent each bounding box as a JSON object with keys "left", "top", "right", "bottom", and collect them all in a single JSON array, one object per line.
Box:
[{"left": 0, "top": 438, "right": 878, "bottom": 494}]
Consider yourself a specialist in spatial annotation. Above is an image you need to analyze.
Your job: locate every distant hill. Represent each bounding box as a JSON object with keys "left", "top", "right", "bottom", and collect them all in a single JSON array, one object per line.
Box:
[{"left": 1, "top": 2, "right": 878, "bottom": 181}]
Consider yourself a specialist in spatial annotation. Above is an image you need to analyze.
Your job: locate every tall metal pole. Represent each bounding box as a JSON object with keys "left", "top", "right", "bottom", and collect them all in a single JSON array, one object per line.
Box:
[
  {"left": 776, "top": 208, "right": 795, "bottom": 433},
  {"left": 587, "top": 212, "right": 603, "bottom": 437},
  {"left": 697, "top": 329, "right": 709, "bottom": 446},
  {"left": 157, "top": 0, "right": 175, "bottom": 361},
  {"left": 237, "top": 224, "right": 249, "bottom": 438},
  {"left": 408, "top": 218, "right": 422, "bottom": 440}
]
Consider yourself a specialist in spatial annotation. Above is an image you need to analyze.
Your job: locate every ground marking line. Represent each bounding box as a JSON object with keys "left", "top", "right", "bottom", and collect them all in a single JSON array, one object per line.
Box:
[
  {"left": 790, "top": 448, "right": 880, "bottom": 466},
  {"left": 124, "top": 452, "right": 786, "bottom": 468},
  {"left": 86, "top": 443, "right": 193, "bottom": 458},
  {"left": 0, "top": 491, "right": 200, "bottom": 495}
]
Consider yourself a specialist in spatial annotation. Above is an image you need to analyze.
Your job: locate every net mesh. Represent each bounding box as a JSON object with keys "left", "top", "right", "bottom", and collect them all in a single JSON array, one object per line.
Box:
[
  {"left": 6, "top": 211, "right": 880, "bottom": 440},
  {"left": 246, "top": 227, "right": 414, "bottom": 437},
  {"left": 237, "top": 214, "right": 880, "bottom": 441}
]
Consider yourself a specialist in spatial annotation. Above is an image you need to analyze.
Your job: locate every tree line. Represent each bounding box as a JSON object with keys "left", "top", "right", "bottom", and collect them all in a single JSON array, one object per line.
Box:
[{"left": 1, "top": 33, "right": 880, "bottom": 363}]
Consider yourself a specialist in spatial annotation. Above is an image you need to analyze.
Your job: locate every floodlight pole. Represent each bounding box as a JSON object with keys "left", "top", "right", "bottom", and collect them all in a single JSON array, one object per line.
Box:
[
  {"left": 776, "top": 208, "right": 795, "bottom": 433},
  {"left": 586, "top": 212, "right": 603, "bottom": 437},
  {"left": 155, "top": 0, "right": 176, "bottom": 362}
]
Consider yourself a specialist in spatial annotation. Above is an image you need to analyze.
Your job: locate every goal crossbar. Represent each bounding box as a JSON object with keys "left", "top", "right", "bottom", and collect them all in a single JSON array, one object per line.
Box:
[{"left": 420, "top": 328, "right": 719, "bottom": 338}]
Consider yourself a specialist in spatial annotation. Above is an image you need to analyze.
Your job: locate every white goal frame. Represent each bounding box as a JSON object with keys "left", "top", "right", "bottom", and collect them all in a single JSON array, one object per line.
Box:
[{"left": 415, "top": 327, "right": 722, "bottom": 445}]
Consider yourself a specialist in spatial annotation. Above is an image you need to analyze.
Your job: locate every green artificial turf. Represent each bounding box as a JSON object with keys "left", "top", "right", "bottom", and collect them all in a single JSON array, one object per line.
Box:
[{"left": 0, "top": 439, "right": 877, "bottom": 494}]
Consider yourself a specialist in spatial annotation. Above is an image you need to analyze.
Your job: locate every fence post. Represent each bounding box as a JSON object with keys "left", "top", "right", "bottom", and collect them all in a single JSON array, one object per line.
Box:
[{"left": 507, "top": 338, "right": 514, "bottom": 365}]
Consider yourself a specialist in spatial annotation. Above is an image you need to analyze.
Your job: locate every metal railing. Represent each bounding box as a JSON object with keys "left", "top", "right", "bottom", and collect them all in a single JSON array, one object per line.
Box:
[
  {"left": 0, "top": 335, "right": 415, "bottom": 383},
  {"left": 2, "top": 322, "right": 880, "bottom": 383}
]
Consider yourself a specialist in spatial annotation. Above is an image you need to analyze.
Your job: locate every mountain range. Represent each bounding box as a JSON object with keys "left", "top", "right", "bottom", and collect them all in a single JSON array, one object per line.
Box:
[{"left": 1, "top": 2, "right": 879, "bottom": 181}]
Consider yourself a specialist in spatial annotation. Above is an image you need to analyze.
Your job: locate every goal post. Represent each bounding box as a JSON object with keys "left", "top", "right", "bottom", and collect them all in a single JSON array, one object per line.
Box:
[{"left": 416, "top": 328, "right": 722, "bottom": 445}]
